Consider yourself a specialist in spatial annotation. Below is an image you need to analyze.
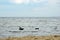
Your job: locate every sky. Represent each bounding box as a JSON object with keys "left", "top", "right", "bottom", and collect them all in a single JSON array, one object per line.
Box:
[{"left": 0, "top": 0, "right": 60, "bottom": 17}]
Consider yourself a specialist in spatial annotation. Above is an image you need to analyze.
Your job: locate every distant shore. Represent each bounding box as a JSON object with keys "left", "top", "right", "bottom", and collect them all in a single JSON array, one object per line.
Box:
[{"left": 0, "top": 35, "right": 60, "bottom": 40}]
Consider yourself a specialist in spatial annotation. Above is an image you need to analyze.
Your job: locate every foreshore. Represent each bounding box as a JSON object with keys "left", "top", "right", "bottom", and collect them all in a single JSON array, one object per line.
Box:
[{"left": 0, "top": 35, "right": 60, "bottom": 40}]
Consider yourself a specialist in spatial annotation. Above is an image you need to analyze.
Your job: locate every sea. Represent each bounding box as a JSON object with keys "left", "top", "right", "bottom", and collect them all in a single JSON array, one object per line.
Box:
[{"left": 0, "top": 17, "right": 60, "bottom": 38}]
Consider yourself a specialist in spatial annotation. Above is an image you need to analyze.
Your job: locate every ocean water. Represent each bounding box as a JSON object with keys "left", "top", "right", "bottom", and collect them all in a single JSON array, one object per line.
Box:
[{"left": 0, "top": 17, "right": 60, "bottom": 38}]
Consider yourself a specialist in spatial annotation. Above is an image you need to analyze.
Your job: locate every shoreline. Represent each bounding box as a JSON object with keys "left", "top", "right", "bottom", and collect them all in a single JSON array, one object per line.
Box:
[{"left": 0, "top": 35, "right": 60, "bottom": 40}]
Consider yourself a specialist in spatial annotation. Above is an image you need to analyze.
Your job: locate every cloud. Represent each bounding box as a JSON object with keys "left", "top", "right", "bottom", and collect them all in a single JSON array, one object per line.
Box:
[
  {"left": 49, "top": 0, "right": 57, "bottom": 5},
  {"left": 9, "top": 0, "right": 26, "bottom": 4},
  {"left": 32, "top": 6, "right": 48, "bottom": 14},
  {"left": 9, "top": 0, "right": 30, "bottom": 4},
  {"left": 9, "top": 0, "right": 46, "bottom": 4}
]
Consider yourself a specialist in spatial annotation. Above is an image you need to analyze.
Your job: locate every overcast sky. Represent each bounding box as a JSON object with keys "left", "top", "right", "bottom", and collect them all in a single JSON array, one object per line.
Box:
[{"left": 0, "top": 0, "right": 60, "bottom": 17}]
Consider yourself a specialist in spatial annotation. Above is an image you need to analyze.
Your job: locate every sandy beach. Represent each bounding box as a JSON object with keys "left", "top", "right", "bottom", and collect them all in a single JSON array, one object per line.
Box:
[{"left": 0, "top": 35, "right": 60, "bottom": 40}]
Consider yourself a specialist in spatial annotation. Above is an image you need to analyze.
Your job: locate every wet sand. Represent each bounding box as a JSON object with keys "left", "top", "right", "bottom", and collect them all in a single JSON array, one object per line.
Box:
[{"left": 0, "top": 35, "right": 60, "bottom": 40}]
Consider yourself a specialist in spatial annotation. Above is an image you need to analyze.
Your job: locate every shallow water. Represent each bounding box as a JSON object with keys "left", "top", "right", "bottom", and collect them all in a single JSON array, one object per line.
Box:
[{"left": 0, "top": 17, "right": 60, "bottom": 38}]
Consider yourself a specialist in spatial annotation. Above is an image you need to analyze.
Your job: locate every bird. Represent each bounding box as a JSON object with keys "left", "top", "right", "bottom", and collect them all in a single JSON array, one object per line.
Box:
[
  {"left": 19, "top": 27, "right": 24, "bottom": 30},
  {"left": 35, "top": 28, "right": 39, "bottom": 30}
]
